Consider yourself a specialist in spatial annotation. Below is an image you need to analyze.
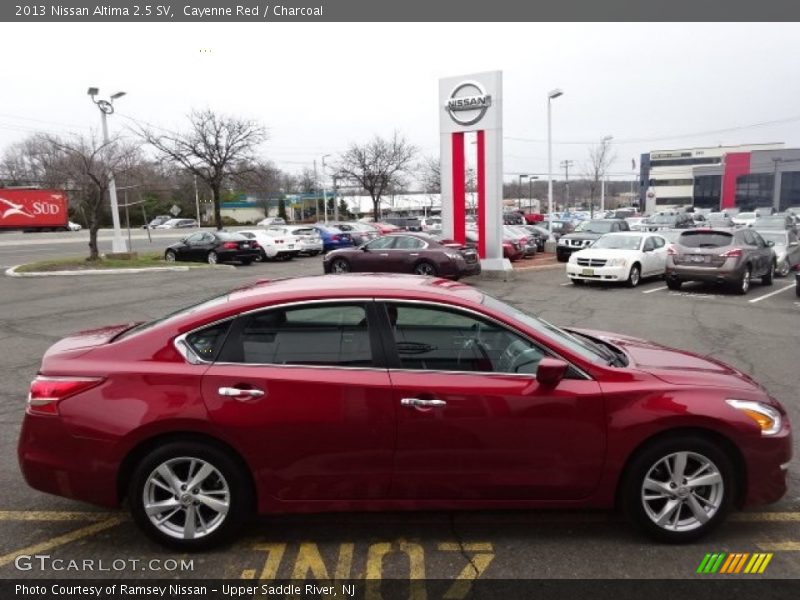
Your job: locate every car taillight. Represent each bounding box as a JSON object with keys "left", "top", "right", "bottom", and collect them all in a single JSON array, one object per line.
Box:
[
  {"left": 331, "top": 235, "right": 341, "bottom": 241},
  {"left": 28, "top": 376, "right": 104, "bottom": 416},
  {"left": 222, "top": 242, "right": 238, "bottom": 249},
  {"left": 721, "top": 248, "right": 743, "bottom": 258},
  {"left": 667, "top": 245, "right": 677, "bottom": 256}
]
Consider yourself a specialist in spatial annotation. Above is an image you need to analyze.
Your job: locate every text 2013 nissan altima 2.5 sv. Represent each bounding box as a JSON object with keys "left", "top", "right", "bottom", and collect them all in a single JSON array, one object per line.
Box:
[{"left": 18, "top": 275, "right": 791, "bottom": 549}]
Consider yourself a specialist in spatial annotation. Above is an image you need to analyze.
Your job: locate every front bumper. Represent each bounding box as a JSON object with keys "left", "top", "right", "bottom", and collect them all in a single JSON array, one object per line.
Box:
[
  {"left": 741, "top": 427, "right": 792, "bottom": 507},
  {"left": 566, "top": 262, "right": 629, "bottom": 282}
]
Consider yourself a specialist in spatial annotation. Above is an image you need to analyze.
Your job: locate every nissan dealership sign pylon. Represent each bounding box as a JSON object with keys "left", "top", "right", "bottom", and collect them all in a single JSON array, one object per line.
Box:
[{"left": 439, "top": 70, "right": 508, "bottom": 271}]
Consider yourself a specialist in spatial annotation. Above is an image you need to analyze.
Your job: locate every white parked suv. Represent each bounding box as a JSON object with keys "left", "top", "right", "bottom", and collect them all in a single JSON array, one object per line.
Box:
[
  {"left": 256, "top": 216, "right": 286, "bottom": 228},
  {"left": 238, "top": 228, "right": 300, "bottom": 261}
]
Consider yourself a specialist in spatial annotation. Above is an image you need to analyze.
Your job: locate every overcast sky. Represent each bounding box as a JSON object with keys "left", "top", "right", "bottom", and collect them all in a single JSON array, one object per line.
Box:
[{"left": 2, "top": 22, "right": 800, "bottom": 184}]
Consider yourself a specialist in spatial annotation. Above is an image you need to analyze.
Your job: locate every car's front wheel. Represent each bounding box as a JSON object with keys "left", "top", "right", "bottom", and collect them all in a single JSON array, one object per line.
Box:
[
  {"left": 777, "top": 261, "right": 790, "bottom": 277},
  {"left": 164, "top": 250, "right": 177, "bottom": 263},
  {"left": 626, "top": 264, "right": 641, "bottom": 288},
  {"left": 623, "top": 435, "right": 733, "bottom": 543},
  {"left": 762, "top": 261, "right": 774, "bottom": 286},
  {"left": 207, "top": 251, "right": 218, "bottom": 265},
  {"left": 129, "top": 441, "right": 253, "bottom": 550}
]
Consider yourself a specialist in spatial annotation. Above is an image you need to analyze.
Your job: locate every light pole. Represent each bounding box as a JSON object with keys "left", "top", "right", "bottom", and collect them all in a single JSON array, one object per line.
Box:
[
  {"left": 88, "top": 87, "right": 127, "bottom": 253},
  {"left": 560, "top": 160, "right": 574, "bottom": 210},
  {"left": 321, "top": 154, "right": 331, "bottom": 223},
  {"left": 546, "top": 88, "right": 563, "bottom": 249},
  {"left": 600, "top": 135, "right": 613, "bottom": 213},
  {"left": 518, "top": 174, "right": 528, "bottom": 210},
  {"left": 528, "top": 175, "right": 539, "bottom": 212}
]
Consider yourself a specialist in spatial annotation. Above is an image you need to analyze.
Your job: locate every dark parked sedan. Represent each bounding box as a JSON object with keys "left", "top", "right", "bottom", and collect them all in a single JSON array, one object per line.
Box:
[
  {"left": 665, "top": 228, "right": 776, "bottom": 294},
  {"left": 164, "top": 231, "right": 261, "bottom": 265},
  {"left": 18, "top": 275, "right": 791, "bottom": 550},
  {"left": 323, "top": 233, "right": 480, "bottom": 279}
]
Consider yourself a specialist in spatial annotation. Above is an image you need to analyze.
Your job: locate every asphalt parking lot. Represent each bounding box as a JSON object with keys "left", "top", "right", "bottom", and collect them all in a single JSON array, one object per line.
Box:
[{"left": 1, "top": 238, "right": 799, "bottom": 582}]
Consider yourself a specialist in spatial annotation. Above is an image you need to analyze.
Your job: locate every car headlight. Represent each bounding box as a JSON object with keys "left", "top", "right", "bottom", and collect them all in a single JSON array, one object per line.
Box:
[
  {"left": 558, "top": 238, "right": 567, "bottom": 245},
  {"left": 726, "top": 399, "right": 782, "bottom": 435},
  {"left": 606, "top": 258, "right": 628, "bottom": 267}
]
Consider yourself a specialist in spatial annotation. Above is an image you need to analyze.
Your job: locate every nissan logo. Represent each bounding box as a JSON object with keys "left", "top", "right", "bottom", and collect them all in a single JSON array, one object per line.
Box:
[{"left": 445, "top": 81, "right": 492, "bottom": 127}]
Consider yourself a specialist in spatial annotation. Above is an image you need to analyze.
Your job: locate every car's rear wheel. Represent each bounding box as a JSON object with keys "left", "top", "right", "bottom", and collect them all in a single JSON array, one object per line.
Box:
[
  {"left": 413, "top": 261, "right": 437, "bottom": 276},
  {"left": 622, "top": 435, "right": 734, "bottom": 543},
  {"left": 129, "top": 441, "right": 252, "bottom": 550},
  {"left": 164, "top": 250, "right": 177, "bottom": 263},
  {"left": 627, "top": 264, "right": 642, "bottom": 288},
  {"left": 666, "top": 277, "right": 682, "bottom": 291},
  {"left": 240, "top": 259, "right": 253, "bottom": 266},
  {"left": 762, "top": 261, "right": 774, "bottom": 286},
  {"left": 330, "top": 258, "right": 350, "bottom": 273},
  {"left": 736, "top": 266, "right": 751, "bottom": 295},
  {"left": 207, "top": 251, "right": 218, "bottom": 265}
]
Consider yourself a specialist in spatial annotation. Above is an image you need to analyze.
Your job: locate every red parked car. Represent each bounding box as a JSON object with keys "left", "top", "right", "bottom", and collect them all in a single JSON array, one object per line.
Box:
[{"left": 19, "top": 275, "right": 791, "bottom": 549}]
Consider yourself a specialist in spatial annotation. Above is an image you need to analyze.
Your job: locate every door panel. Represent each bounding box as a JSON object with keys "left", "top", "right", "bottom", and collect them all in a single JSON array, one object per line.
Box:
[
  {"left": 201, "top": 365, "right": 394, "bottom": 501},
  {"left": 389, "top": 371, "right": 605, "bottom": 501}
]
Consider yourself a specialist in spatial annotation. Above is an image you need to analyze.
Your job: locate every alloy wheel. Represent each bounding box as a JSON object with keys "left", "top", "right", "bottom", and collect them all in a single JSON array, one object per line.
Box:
[
  {"left": 331, "top": 259, "right": 350, "bottom": 273},
  {"left": 414, "top": 262, "right": 436, "bottom": 276},
  {"left": 165, "top": 251, "right": 176, "bottom": 262},
  {"left": 143, "top": 457, "right": 230, "bottom": 540},
  {"left": 207, "top": 251, "right": 218, "bottom": 265},
  {"left": 641, "top": 451, "right": 724, "bottom": 533}
]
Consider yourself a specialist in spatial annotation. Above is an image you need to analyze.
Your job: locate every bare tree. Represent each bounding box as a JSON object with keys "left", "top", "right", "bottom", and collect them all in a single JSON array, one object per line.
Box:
[
  {"left": 337, "top": 132, "right": 417, "bottom": 222},
  {"left": 234, "top": 160, "right": 282, "bottom": 219},
  {"left": 584, "top": 137, "right": 615, "bottom": 215},
  {"left": 136, "top": 109, "right": 268, "bottom": 229},
  {"left": 31, "top": 133, "right": 140, "bottom": 260}
]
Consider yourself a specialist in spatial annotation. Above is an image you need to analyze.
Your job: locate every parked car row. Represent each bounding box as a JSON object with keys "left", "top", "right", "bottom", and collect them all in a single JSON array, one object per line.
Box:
[{"left": 564, "top": 226, "right": 792, "bottom": 295}]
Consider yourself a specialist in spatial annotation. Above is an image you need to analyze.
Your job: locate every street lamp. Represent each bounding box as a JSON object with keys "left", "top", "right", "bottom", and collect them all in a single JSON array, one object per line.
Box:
[
  {"left": 518, "top": 174, "right": 528, "bottom": 210},
  {"left": 321, "top": 154, "right": 331, "bottom": 222},
  {"left": 528, "top": 175, "right": 539, "bottom": 212},
  {"left": 88, "top": 87, "right": 127, "bottom": 253},
  {"left": 600, "top": 135, "right": 613, "bottom": 213},
  {"left": 546, "top": 89, "right": 563, "bottom": 247}
]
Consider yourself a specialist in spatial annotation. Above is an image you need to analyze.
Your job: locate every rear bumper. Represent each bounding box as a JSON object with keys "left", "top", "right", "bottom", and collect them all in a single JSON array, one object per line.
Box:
[
  {"left": 18, "top": 413, "right": 119, "bottom": 507},
  {"left": 666, "top": 264, "right": 742, "bottom": 284},
  {"left": 218, "top": 249, "right": 261, "bottom": 263}
]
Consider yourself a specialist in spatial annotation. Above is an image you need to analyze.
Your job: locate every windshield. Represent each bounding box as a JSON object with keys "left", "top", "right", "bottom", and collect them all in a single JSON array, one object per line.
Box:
[
  {"left": 592, "top": 235, "right": 642, "bottom": 250},
  {"left": 575, "top": 221, "right": 614, "bottom": 233},
  {"left": 481, "top": 294, "right": 608, "bottom": 365}
]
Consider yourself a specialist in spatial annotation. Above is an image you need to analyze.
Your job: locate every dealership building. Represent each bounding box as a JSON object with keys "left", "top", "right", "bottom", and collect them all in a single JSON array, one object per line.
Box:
[{"left": 639, "top": 143, "right": 800, "bottom": 213}]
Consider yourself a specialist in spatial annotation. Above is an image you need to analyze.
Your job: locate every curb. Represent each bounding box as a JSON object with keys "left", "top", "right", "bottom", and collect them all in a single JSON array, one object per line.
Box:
[{"left": 5, "top": 264, "right": 236, "bottom": 277}]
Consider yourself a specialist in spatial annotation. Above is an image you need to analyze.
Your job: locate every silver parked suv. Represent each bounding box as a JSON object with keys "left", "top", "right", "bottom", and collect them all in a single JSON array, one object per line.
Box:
[{"left": 665, "top": 228, "right": 776, "bottom": 294}]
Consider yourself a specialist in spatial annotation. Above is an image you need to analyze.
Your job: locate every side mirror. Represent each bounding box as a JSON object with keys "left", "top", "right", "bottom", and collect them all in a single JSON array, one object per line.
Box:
[
  {"left": 536, "top": 357, "right": 569, "bottom": 387},
  {"left": 766, "top": 241, "right": 775, "bottom": 247}
]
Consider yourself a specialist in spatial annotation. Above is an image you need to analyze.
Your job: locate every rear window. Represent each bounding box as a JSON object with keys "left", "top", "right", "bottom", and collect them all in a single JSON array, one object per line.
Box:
[
  {"left": 678, "top": 231, "right": 733, "bottom": 248},
  {"left": 293, "top": 228, "right": 315, "bottom": 235}
]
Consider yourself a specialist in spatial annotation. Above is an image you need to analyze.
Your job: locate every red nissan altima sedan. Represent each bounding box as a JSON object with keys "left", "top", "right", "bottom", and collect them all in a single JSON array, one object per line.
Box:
[{"left": 18, "top": 275, "right": 791, "bottom": 549}]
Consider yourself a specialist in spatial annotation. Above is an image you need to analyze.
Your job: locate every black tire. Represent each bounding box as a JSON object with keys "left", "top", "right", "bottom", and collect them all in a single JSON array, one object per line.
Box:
[
  {"left": 309, "top": 250, "right": 321, "bottom": 257},
  {"left": 413, "top": 261, "right": 437, "bottom": 276},
  {"left": 735, "top": 266, "right": 751, "bottom": 295},
  {"left": 128, "top": 441, "right": 253, "bottom": 551},
  {"left": 796, "top": 281, "right": 800, "bottom": 297},
  {"left": 556, "top": 254, "right": 568, "bottom": 263},
  {"left": 164, "top": 250, "right": 177, "bottom": 263},
  {"left": 761, "top": 262, "right": 774, "bottom": 286},
  {"left": 207, "top": 251, "right": 218, "bottom": 265},
  {"left": 330, "top": 258, "right": 350, "bottom": 273},
  {"left": 240, "top": 259, "right": 253, "bottom": 266},
  {"left": 626, "top": 264, "right": 642, "bottom": 288},
  {"left": 666, "top": 277, "right": 682, "bottom": 291},
  {"left": 622, "top": 435, "right": 734, "bottom": 543}
]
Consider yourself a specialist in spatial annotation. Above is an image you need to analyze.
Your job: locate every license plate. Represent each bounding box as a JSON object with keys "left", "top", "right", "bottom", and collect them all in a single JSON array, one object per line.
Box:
[
  {"left": 241, "top": 243, "right": 250, "bottom": 248},
  {"left": 690, "top": 255, "right": 706, "bottom": 263},
  {"left": 581, "top": 268, "right": 594, "bottom": 276},
  {"left": 287, "top": 245, "right": 294, "bottom": 249}
]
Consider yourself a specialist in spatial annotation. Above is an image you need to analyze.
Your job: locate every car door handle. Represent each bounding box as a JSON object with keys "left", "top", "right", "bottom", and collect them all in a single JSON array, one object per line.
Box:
[
  {"left": 401, "top": 398, "right": 446, "bottom": 408},
  {"left": 218, "top": 387, "right": 265, "bottom": 398}
]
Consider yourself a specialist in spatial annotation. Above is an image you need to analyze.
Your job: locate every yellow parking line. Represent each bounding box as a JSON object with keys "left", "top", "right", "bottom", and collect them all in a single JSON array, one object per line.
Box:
[
  {"left": 0, "top": 516, "right": 126, "bottom": 568},
  {"left": 757, "top": 541, "right": 800, "bottom": 551},
  {"left": 0, "top": 511, "right": 121, "bottom": 522},
  {"left": 731, "top": 512, "right": 800, "bottom": 522}
]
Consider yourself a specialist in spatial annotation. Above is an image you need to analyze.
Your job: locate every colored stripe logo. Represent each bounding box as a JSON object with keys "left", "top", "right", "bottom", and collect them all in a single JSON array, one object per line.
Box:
[{"left": 697, "top": 552, "right": 773, "bottom": 574}]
